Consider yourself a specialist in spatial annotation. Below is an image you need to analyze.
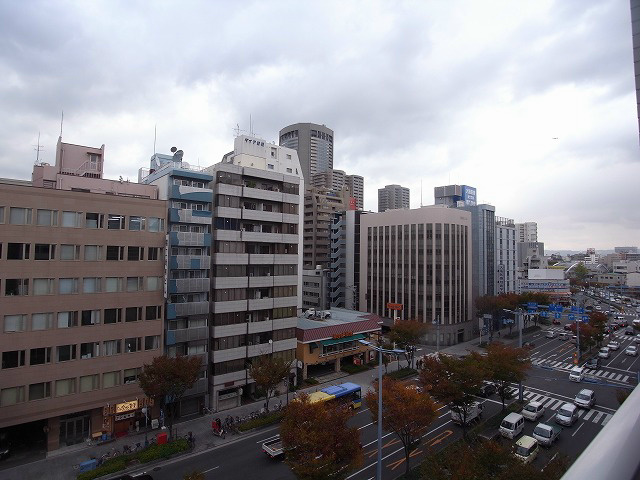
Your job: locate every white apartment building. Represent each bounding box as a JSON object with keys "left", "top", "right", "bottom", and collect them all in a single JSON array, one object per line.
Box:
[
  {"left": 496, "top": 217, "right": 517, "bottom": 294},
  {"left": 515, "top": 222, "right": 538, "bottom": 243}
]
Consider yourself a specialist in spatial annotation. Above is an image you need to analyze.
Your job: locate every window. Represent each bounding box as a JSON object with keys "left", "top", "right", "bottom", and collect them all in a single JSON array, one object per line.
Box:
[
  {"left": 0, "top": 206, "right": 3, "bottom": 223},
  {"left": 29, "top": 382, "right": 51, "bottom": 400},
  {"left": 145, "top": 305, "right": 161, "bottom": 320},
  {"left": 1, "top": 386, "right": 25, "bottom": 406},
  {"left": 5, "top": 279, "right": 29, "bottom": 296},
  {"left": 148, "top": 217, "right": 164, "bottom": 232},
  {"left": 60, "top": 244, "right": 80, "bottom": 260},
  {"left": 124, "top": 337, "right": 141, "bottom": 353},
  {"left": 104, "top": 308, "right": 121, "bottom": 324},
  {"left": 144, "top": 335, "right": 161, "bottom": 350},
  {"left": 7, "top": 243, "right": 30, "bottom": 260},
  {"left": 4, "top": 314, "right": 26, "bottom": 332},
  {"left": 103, "top": 371, "right": 121, "bottom": 388},
  {"left": 125, "top": 307, "right": 141, "bottom": 322},
  {"left": 147, "top": 276, "right": 162, "bottom": 291},
  {"left": 129, "top": 216, "right": 145, "bottom": 231},
  {"left": 36, "top": 209, "right": 57, "bottom": 226},
  {"left": 188, "top": 343, "right": 206, "bottom": 355},
  {"left": 127, "top": 277, "right": 143, "bottom": 292},
  {"left": 31, "top": 312, "right": 53, "bottom": 331},
  {"left": 55, "top": 378, "right": 76, "bottom": 397},
  {"left": 79, "top": 374, "right": 99, "bottom": 393},
  {"left": 105, "top": 277, "right": 121, "bottom": 292},
  {"left": 34, "top": 244, "right": 55, "bottom": 260},
  {"left": 124, "top": 368, "right": 140, "bottom": 384},
  {"left": 106, "top": 245, "right": 124, "bottom": 261},
  {"left": 107, "top": 214, "right": 125, "bottom": 229},
  {"left": 9, "top": 207, "right": 32, "bottom": 225},
  {"left": 2, "top": 350, "right": 26, "bottom": 369},
  {"left": 148, "top": 247, "right": 160, "bottom": 261},
  {"left": 81, "top": 310, "right": 100, "bottom": 326},
  {"left": 30, "top": 347, "right": 52, "bottom": 365},
  {"left": 58, "top": 278, "right": 78, "bottom": 294},
  {"left": 33, "top": 278, "right": 54, "bottom": 295},
  {"left": 82, "top": 277, "right": 101, "bottom": 294},
  {"left": 103, "top": 340, "right": 121, "bottom": 356},
  {"left": 57, "top": 311, "right": 78, "bottom": 328},
  {"left": 61, "top": 211, "right": 82, "bottom": 227},
  {"left": 127, "top": 246, "right": 143, "bottom": 261},
  {"left": 80, "top": 342, "right": 99, "bottom": 358},
  {"left": 84, "top": 245, "right": 102, "bottom": 261},
  {"left": 85, "top": 212, "right": 104, "bottom": 228},
  {"left": 56, "top": 345, "right": 76, "bottom": 362}
]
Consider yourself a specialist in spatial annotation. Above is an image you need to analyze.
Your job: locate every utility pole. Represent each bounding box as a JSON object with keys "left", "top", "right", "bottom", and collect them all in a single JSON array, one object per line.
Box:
[{"left": 518, "top": 308, "right": 523, "bottom": 402}]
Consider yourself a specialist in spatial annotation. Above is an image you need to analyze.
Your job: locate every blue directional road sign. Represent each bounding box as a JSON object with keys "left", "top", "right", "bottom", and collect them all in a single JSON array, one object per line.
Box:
[
  {"left": 578, "top": 307, "right": 585, "bottom": 314},
  {"left": 568, "top": 314, "right": 576, "bottom": 321},
  {"left": 555, "top": 313, "right": 562, "bottom": 319},
  {"left": 540, "top": 311, "right": 548, "bottom": 318},
  {"left": 581, "top": 315, "right": 589, "bottom": 322},
  {"left": 570, "top": 306, "right": 578, "bottom": 313},
  {"left": 527, "top": 302, "right": 538, "bottom": 309}
]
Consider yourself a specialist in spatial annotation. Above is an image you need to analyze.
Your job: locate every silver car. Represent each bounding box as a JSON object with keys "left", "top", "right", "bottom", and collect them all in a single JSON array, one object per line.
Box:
[{"left": 555, "top": 403, "right": 579, "bottom": 426}]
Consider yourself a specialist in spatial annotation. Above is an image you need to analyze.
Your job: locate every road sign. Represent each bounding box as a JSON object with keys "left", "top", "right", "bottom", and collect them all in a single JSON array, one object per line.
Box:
[
  {"left": 540, "top": 311, "right": 548, "bottom": 318},
  {"left": 527, "top": 302, "right": 538, "bottom": 309},
  {"left": 555, "top": 313, "right": 562, "bottom": 319},
  {"left": 503, "top": 318, "right": 514, "bottom": 325},
  {"left": 570, "top": 306, "right": 578, "bottom": 313},
  {"left": 578, "top": 307, "right": 585, "bottom": 314},
  {"left": 568, "top": 314, "right": 576, "bottom": 321},
  {"left": 581, "top": 315, "right": 589, "bottom": 322}
]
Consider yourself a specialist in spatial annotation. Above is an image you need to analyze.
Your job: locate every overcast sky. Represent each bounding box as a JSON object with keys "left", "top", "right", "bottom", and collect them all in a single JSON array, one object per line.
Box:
[{"left": 1, "top": 0, "right": 638, "bottom": 250}]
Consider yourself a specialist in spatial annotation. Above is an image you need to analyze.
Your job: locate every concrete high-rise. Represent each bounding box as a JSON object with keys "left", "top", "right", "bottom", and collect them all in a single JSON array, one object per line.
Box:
[
  {"left": 515, "top": 222, "right": 538, "bottom": 243},
  {"left": 378, "top": 184, "right": 410, "bottom": 212},
  {"left": 495, "top": 217, "right": 517, "bottom": 294},
  {"left": 279, "top": 123, "right": 333, "bottom": 183},
  {"left": 434, "top": 185, "right": 477, "bottom": 207},
  {"left": 330, "top": 210, "right": 366, "bottom": 310},
  {"left": 345, "top": 175, "right": 364, "bottom": 210}
]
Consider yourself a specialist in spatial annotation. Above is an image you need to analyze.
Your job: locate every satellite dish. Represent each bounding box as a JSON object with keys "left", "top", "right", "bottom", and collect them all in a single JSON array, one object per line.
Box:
[{"left": 170, "top": 147, "right": 177, "bottom": 153}]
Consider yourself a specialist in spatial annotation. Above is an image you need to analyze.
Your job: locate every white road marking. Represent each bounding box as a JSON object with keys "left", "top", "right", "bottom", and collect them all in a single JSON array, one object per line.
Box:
[
  {"left": 582, "top": 410, "right": 596, "bottom": 421},
  {"left": 548, "top": 400, "right": 562, "bottom": 411},
  {"left": 571, "top": 422, "right": 585, "bottom": 437},
  {"left": 203, "top": 466, "right": 220, "bottom": 473},
  {"left": 593, "top": 412, "right": 604, "bottom": 423},
  {"left": 601, "top": 414, "right": 613, "bottom": 426}
]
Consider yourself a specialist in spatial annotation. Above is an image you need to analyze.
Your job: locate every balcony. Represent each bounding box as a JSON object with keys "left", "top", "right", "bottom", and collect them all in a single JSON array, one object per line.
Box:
[
  {"left": 169, "top": 255, "right": 211, "bottom": 270},
  {"left": 248, "top": 298, "right": 275, "bottom": 310},
  {"left": 169, "top": 278, "right": 210, "bottom": 294},
  {"left": 184, "top": 377, "right": 208, "bottom": 397},
  {"left": 243, "top": 186, "right": 282, "bottom": 202},
  {"left": 166, "top": 326, "right": 209, "bottom": 344},
  {"left": 169, "top": 184, "right": 213, "bottom": 202},
  {"left": 274, "top": 296, "right": 297, "bottom": 308},
  {"left": 242, "top": 208, "right": 283, "bottom": 223},
  {"left": 169, "top": 207, "right": 212, "bottom": 225},
  {"left": 214, "top": 206, "right": 241, "bottom": 219},
  {"left": 169, "top": 231, "right": 211, "bottom": 247},
  {"left": 248, "top": 275, "right": 275, "bottom": 288},
  {"left": 168, "top": 301, "right": 209, "bottom": 318}
]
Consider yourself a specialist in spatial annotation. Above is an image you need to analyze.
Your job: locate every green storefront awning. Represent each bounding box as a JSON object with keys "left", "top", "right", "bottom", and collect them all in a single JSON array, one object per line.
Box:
[{"left": 318, "top": 333, "right": 366, "bottom": 347}]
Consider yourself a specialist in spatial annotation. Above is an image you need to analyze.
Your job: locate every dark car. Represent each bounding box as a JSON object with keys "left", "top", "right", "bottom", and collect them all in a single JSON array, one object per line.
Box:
[
  {"left": 478, "top": 381, "right": 496, "bottom": 397},
  {"left": 563, "top": 324, "right": 573, "bottom": 331},
  {"left": 584, "top": 357, "right": 600, "bottom": 370},
  {"left": 523, "top": 341, "right": 535, "bottom": 349}
]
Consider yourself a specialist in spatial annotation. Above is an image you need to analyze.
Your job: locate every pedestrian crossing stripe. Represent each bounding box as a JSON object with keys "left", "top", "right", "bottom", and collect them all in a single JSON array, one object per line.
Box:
[
  {"left": 521, "top": 390, "right": 613, "bottom": 426},
  {"left": 530, "top": 357, "right": 632, "bottom": 383}
]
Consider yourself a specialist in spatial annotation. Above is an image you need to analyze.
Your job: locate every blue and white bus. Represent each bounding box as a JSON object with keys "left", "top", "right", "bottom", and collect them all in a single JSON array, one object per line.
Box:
[{"left": 320, "top": 382, "right": 362, "bottom": 409}]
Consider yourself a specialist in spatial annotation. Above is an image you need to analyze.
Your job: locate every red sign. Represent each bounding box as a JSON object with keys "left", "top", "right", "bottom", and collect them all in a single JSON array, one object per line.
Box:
[
  {"left": 332, "top": 331, "right": 354, "bottom": 339},
  {"left": 349, "top": 197, "right": 357, "bottom": 210},
  {"left": 386, "top": 303, "right": 403, "bottom": 311}
]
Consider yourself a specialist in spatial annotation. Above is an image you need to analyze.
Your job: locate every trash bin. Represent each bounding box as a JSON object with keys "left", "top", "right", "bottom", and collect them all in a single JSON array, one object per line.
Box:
[{"left": 156, "top": 432, "right": 168, "bottom": 445}]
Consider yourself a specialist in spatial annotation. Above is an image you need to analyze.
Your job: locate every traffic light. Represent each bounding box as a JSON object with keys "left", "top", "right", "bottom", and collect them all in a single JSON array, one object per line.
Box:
[{"left": 573, "top": 352, "right": 578, "bottom": 365}]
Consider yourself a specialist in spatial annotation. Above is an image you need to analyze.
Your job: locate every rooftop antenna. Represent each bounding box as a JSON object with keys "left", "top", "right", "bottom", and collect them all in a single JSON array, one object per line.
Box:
[
  {"left": 33, "top": 131, "right": 44, "bottom": 164},
  {"left": 234, "top": 124, "right": 240, "bottom": 136},
  {"left": 153, "top": 124, "right": 157, "bottom": 155},
  {"left": 420, "top": 179, "right": 423, "bottom": 207},
  {"left": 249, "top": 114, "right": 253, "bottom": 135},
  {"left": 59, "top": 111, "right": 64, "bottom": 137}
]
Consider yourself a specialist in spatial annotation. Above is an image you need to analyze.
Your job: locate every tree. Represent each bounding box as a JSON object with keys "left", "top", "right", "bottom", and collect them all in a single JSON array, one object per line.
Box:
[
  {"left": 569, "top": 322, "right": 598, "bottom": 353},
  {"left": 571, "top": 262, "right": 590, "bottom": 282},
  {"left": 364, "top": 378, "right": 437, "bottom": 475},
  {"left": 138, "top": 355, "right": 201, "bottom": 437},
  {"left": 484, "top": 342, "right": 530, "bottom": 409},
  {"left": 280, "top": 393, "right": 363, "bottom": 480},
  {"left": 249, "top": 355, "right": 292, "bottom": 411},
  {"left": 388, "top": 319, "right": 429, "bottom": 368},
  {"left": 419, "top": 353, "right": 485, "bottom": 441}
]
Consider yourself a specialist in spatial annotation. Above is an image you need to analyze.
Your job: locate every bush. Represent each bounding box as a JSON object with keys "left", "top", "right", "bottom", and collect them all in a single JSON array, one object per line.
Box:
[
  {"left": 237, "top": 411, "right": 284, "bottom": 432},
  {"left": 385, "top": 367, "right": 417, "bottom": 380},
  {"left": 77, "top": 457, "right": 127, "bottom": 480},
  {"left": 304, "top": 377, "right": 319, "bottom": 386},
  {"left": 341, "top": 363, "right": 370, "bottom": 374}
]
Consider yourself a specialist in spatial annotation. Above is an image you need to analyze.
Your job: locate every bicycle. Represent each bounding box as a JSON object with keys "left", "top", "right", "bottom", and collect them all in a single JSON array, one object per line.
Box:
[{"left": 203, "top": 406, "right": 214, "bottom": 415}]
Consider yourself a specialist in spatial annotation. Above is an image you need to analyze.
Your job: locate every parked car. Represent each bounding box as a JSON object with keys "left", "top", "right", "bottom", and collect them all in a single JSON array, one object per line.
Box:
[
  {"left": 625, "top": 345, "right": 638, "bottom": 357},
  {"left": 574, "top": 389, "right": 595, "bottom": 409},
  {"left": 607, "top": 341, "right": 620, "bottom": 351},
  {"left": 625, "top": 327, "right": 635, "bottom": 335},
  {"left": 532, "top": 422, "right": 561, "bottom": 447},
  {"left": 545, "top": 330, "right": 557, "bottom": 339},
  {"left": 450, "top": 401, "right": 484, "bottom": 425},
  {"left": 513, "top": 435, "right": 539, "bottom": 464},
  {"left": 521, "top": 401, "right": 545, "bottom": 421},
  {"left": 555, "top": 403, "right": 579, "bottom": 426},
  {"left": 584, "top": 357, "right": 600, "bottom": 370},
  {"left": 478, "top": 381, "right": 496, "bottom": 397},
  {"left": 598, "top": 347, "right": 611, "bottom": 359},
  {"left": 500, "top": 412, "right": 525, "bottom": 439},
  {"left": 635, "top": 334, "right": 640, "bottom": 344}
]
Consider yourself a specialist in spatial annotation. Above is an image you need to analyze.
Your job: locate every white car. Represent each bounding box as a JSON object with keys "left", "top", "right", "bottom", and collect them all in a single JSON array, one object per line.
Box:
[
  {"left": 607, "top": 341, "right": 620, "bottom": 351},
  {"left": 521, "top": 401, "right": 545, "bottom": 421},
  {"left": 545, "top": 331, "right": 557, "bottom": 339},
  {"left": 574, "top": 389, "right": 595, "bottom": 409},
  {"left": 598, "top": 347, "right": 611, "bottom": 359},
  {"left": 569, "top": 366, "right": 585, "bottom": 382},
  {"left": 635, "top": 335, "right": 640, "bottom": 344},
  {"left": 625, "top": 345, "right": 638, "bottom": 356}
]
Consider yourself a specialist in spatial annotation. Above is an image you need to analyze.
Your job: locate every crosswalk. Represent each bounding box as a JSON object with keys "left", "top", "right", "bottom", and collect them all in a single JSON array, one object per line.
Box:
[
  {"left": 521, "top": 390, "right": 613, "bottom": 426},
  {"left": 530, "top": 356, "right": 632, "bottom": 383}
]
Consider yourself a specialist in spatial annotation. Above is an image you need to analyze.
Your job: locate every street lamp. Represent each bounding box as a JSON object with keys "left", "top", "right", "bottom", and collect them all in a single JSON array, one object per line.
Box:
[
  {"left": 503, "top": 307, "right": 524, "bottom": 403},
  {"left": 433, "top": 314, "right": 441, "bottom": 355},
  {"left": 358, "top": 339, "right": 405, "bottom": 480}
]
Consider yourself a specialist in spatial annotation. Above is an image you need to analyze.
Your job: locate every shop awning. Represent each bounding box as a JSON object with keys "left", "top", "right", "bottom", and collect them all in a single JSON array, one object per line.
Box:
[{"left": 318, "top": 333, "right": 366, "bottom": 347}]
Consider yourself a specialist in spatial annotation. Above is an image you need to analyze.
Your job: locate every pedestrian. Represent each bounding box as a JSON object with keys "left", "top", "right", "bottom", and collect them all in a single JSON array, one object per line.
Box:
[{"left": 497, "top": 330, "right": 501, "bottom": 338}]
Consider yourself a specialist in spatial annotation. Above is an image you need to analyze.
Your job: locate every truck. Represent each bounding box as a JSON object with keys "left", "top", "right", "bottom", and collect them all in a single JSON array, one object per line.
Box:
[
  {"left": 262, "top": 435, "right": 285, "bottom": 458},
  {"left": 450, "top": 401, "right": 483, "bottom": 425},
  {"left": 532, "top": 422, "right": 561, "bottom": 447}
]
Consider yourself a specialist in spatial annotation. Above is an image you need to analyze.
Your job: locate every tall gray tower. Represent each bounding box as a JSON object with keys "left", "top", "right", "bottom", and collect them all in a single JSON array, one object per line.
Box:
[
  {"left": 279, "top": 123, "right": 334, "bottom": 183},
  {"left": 378, "top": 184, "right": 410, "bottom": 212}
]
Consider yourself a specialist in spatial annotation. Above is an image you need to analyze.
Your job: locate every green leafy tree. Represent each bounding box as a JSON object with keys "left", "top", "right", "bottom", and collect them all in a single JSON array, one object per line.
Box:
[
  {"left": 138, "top": 355, "right": 202, "bottom": 437},
  {"left": 249, "top": 355, "right": 292, "bottom": 411},
  {"left": 571, "top": 262, "right": 590, "bottom": 282},
  {"left": 389, "top": 319, "right": 429, "bottom": 368},
  {"left": 485, "top": 342, "right": 530, "bottom": 409}
]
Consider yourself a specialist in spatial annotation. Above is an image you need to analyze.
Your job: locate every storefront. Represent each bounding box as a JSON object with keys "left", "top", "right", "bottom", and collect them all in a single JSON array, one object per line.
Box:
[{"left": 101, "top": 397, "right": 155, "bottom": 439}]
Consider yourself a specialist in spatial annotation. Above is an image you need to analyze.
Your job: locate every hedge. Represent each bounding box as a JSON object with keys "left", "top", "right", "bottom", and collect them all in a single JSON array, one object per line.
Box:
[{"left": 237, "top": 411, "right": 284, "bottom": 432}]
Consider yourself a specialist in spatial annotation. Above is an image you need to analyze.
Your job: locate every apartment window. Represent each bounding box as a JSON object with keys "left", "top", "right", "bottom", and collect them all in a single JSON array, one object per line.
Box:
[
  {"left": 103, "top": 340, "right": 121, "bottom": 356},
  {"left": 106, "top": 245, "right": 124, "bottom": 261},
  {"left": 127, "top": 277, "right": 143, "bottom": 292},
  {"left": 105, "top": 277, "right": 121, "bottom": 293},
  {"left": 1, "top": 386, "right": 25, "bottom": 406},
  {"left": 85, "top": 212, "right": 104, "bottom": 228},
  {"left": 61, "top": 211, "right": 82, "bottom": 227},
  {"left": 147, "top": 247, "right": 160, "bottom": 261},
  {"left": 55, "top": 378, "right": 76, "bottom": 397},
  {"left": 127, "top": 246, "right": 144, "bottom": 261},
  {"left": 9, "top": 207, "right": 32, "bottom": 225},
  {"left": 56, "top": 344, "right": 77, "bottom": 362},
  {"left": 83, "top": 277, "right": 101, "bottom": 293},
  {"left": 36, "top": 209, "right": 57, "bottom": 226},
  {"left": 31, "top": 312, "right": 53, "bottom": 331},
  {"left": 2, "top": 350, "right": 26, "bottom": 369},
  {"left": 147, "top": 276, "right": 162, "bottom": 291},
  {"left": 103, "top": 371, "right": 121, "bottom": 388},
  {"left": 80, "top": 342, "right": 100, "bottom": 358},
  {"left": 148, "top": 217, "right": 164, "bottom": 232},
  {"left": 79, "top": 374, "right": 99, "bottom": 393},
  {"left": 60, "top": 244, "right": 80, "bottom": 260},
  {"left": 84, "top": 245, "right": 102, "bottom": 261},
  {"left": 33, "top": 278, "right": 54, "bottom": 295},
  {"left": 5, "top": 278, "right": 28, "bottom": 296},
  {"left": 124, "top": 368, "right": 140, "bottom": 384},
  {"left": 144, "top": 335, "right": 161, "bottom": 350},
  {"left": 107, "top": 214, "right": 125, "bottom": 230},
  {"left": 4, "top": 314, "right": 26, "bottom": 332},
  {"left": 145, "top": 305, "right": 162, "bottom": 320},
  {"left": 125, "top": 337, "right": 141, "bottom": 353},
  {"left": 7, "top": 243, "right": 30, "bottom": 260},
  {"left": 104, "top": 308, "right": 121, "bottom": 324},
  {"left": 59, "top": 278, "right": 78, "bottom": 294},
  {"left": 188, "top": 343, "right": 206, "bottom": 355},
  {"left": 30, "top": 347, "right": 52, "bottom": 366},
  {"left": 29, "top": 382, "right": 51, "bottom": 401},
  {"left": 0, "top": 206, "right": 3, "bottom": 223},
  {"left": 81, "top": 310, "right": 100, "bottom": 326},
  {"left": 125, "top": 307, "right": 141, "bottom": 322},
  {"left": 57, "top": 311, "right": 78, "bottom": 328},
  {"left": 34, "top": 244, "right": 55, "bottom": 260},
  {"left": 129, "top": 216, "right": 145, "bottom": 231}
]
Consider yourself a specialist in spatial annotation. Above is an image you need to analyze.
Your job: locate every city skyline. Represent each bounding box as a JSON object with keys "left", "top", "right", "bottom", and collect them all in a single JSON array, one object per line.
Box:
[{"left": 0, "top": 0, "right": 638, "bottom": 250}]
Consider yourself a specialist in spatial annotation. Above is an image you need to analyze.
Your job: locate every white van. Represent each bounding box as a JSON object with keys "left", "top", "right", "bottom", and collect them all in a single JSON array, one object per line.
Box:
[
  {"left": 558, "top": 332, "right": 570, "bottom": 341},
  {"left": 513, "top": 435, "right": 539, "bottom": 464},
  {"left": 450, "top": 401, "right": 483, "bottom": 425},
  {"left": 500, "top": 412, "right": 525, "bottom": 439},
  {"left": 569, "top": 366, "right": 585, "bottom": 382}
]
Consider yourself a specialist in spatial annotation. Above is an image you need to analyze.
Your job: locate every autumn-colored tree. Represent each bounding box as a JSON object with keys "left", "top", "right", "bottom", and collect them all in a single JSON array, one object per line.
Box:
[
  {"left": 484, "top": 342, "right": 530, "bottom": 409},
  {"left": 138, "top": 355, "right": 202, "bottom": 437},
  {"left": 569, "top": 322, "right": 598, "bottom": 353},
  {"left": 183, "top": 471, "right": 205, "bottom": 480},
  {"left": 364, "top": 378, "right": 437, "bottom": 475},
  {"left": 280, "top": 393, "right": 363, "bottom": 480},
  {"left": 419, "top": 353, "right": 485, "bottom": 441},
  {"left": 588, "top": 312, "right": 607, "bottom": 346},
  {"left": 249, "top": 355, "right": 292, "bottom": 411},
  {"left": 389, "top": 319, "right": 429, "bottom": 368}
]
